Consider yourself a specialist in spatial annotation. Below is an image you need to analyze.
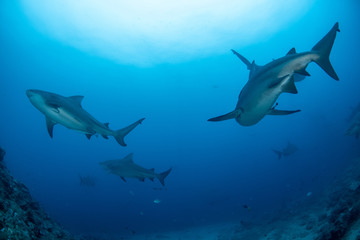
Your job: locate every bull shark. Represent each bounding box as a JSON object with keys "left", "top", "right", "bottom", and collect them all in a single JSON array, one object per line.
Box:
[
  {"left": 208, "top": 23, "right": 340, "bottom": 126},
  {"left": 272, "top": 142, "right": 298, "bottom": 159},
  {"left": 26, "top": 89, "right": 144, "bottom": 146},
  {"left": 100, "top": 153, "right": 172, "bottom": 186}
]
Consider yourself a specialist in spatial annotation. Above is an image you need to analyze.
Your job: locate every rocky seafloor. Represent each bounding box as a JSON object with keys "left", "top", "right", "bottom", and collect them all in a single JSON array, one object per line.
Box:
[
  {"left": 0, "top": 147, "right": 82, "bottom": 240},
  {"left": 1, "top": 144, "right": 360, "bottom": 240},
  {"left": 124, "top": 157, "right": 360, "bottom": 240}
]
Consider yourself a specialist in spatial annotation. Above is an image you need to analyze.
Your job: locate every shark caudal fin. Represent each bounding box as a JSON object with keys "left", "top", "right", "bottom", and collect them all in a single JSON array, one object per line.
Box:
[
  {"left": 272, "top": 149, "right": 283, "bottom": 160},
  {"left": 312, "top": 22, "right": 340, "bottom": 80},
  {"left": 157, "top": 168, "right": 172, "bottom": 186},
  {"left": 208, "top": 109, "right": 242, "bottom": 122},
  {"left": 114, "top": 118, "right": 145, "bottom": 146}
]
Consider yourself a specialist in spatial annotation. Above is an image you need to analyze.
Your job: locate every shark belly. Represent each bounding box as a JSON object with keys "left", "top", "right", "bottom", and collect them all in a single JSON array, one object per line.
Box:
[
  {"left": 45, "top": 107, "right": 92, "bottom": 133},
  {"left": 235, "top": 78, "right": 281, "bottom": 126},
  {"left": 236, "top": 92, "right": 279, "bottom": 126}
]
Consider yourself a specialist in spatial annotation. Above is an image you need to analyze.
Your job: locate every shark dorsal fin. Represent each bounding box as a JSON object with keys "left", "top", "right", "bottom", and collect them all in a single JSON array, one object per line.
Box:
[
  {"left": 69, "top": 96, "right": 84, "bottom": 107},
  {"left": 249, "top": 61, "right": 261, "bottom": 79},
  {"left": 122, "top": 153, "right": 134, "bottom": 163},
  {"left": 286, "top": 48, "right": 297, "bottom": 55},
  {"left": 104, "top": 123, "right": 110, "bottom": 128}
]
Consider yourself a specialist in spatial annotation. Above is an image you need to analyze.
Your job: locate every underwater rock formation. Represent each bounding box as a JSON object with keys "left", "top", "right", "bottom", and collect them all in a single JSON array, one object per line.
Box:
[{"left": 0, "top": 147, "right": 81, "bottom": 240}]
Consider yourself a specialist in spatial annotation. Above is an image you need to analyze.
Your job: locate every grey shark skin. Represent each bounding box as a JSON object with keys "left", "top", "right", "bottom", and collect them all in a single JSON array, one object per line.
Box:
[
  {"left": 272, "top": 142, "right": 298, "bottom": 159},
  {"left": 100, "top": 153, "right": 172, "bottom": 186},
  {"left": 26, "top": 89, "right": 145, "bottom": 146},
  {"left": 208, "top": 23, "right": 340, "bottom": 126}
]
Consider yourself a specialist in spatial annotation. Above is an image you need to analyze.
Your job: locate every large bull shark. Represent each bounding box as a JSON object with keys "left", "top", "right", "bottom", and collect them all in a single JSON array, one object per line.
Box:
[
  {"left": 26, "top": 89, "right": 144, "bottom": 146},
  {"left": 208, "top": 23, "right": 340, "bottom": 126},
  {"left": 100, "top": 153, "right": 172, "bottom": 186}
]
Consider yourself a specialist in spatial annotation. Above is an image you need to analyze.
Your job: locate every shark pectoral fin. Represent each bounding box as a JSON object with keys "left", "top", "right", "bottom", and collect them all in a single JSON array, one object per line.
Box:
[
  {"left": 208, "top": 109, "right": 241, "bottom": 122},
  {"left": 231, "top": 49, "right": 251, "bottom": 70},
  {"left": 45, "top": 118, "right": 56, "bottom": 138},
  {"left": 267, "top": 109, "right": 301, "bottom": 115},
  {"left": 114, "top": 118, "right": 145, "bottom": 147},
  {"left": 121, "top": 177, "right": 127, "bottom": 182},
  {"left": 282, "top": 76, "right": 298, "bottom": 94}
]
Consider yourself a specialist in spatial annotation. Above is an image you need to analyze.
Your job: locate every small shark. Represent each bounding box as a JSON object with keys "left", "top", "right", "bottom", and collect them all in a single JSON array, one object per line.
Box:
[
  {"left": 272, "top": 142, "right": 298, "bottom": 159},
  {"left": 208, "top": 23, "right": 340, "bottom": 126},
  {"left": 79, "top": 175, "right": 96, "bottom": 187},
  {"left": 26, "top": 89, "right": 144, "bottom": 146},
  {"left": 100, "top": 153, "right": 172, "bottom": 186},
  {"left": 345, "top": 103, "right": 360, "bottom": 139}
]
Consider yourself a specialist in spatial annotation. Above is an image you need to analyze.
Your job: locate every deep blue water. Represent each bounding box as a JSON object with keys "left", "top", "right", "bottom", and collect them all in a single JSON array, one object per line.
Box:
[{"left": 1, "top": 0, "right": 360, "bottom": 237}]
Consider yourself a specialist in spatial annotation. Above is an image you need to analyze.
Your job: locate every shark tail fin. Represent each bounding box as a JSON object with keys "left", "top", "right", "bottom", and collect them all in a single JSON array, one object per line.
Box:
[
  {"left": 311, "top": 22, "right": 340, "bottom": 80},
  {"left": 272, "top": 149, "right": 283, "bottom": 160},
  {"left": 157, "top": 168, "right": 172, "bottom": 186},
  {"left": 114, "top": 118, "right": 145, "bottom": 146},
  {"left": 208, "top": 109, "right": 242, "bottom": 122}
]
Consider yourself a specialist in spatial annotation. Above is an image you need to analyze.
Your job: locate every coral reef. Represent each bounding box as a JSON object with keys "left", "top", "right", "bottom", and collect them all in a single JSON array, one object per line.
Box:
[{"left": 0, "top": 147, "right": 80, "bottom": 240}]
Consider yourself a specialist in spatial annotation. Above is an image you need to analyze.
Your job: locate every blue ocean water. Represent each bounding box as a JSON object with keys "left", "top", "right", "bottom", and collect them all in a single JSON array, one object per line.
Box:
[{"left": 1, "top": 0, "right": 360, "bottom": 238}]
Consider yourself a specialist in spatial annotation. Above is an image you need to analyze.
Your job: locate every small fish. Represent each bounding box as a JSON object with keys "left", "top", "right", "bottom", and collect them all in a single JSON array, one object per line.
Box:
[
  {"left": 243, "top": 204, "right": 251, "bottom": 211},
  {"left": 153, "top": 199, "right": 161, "bottom": 204}
]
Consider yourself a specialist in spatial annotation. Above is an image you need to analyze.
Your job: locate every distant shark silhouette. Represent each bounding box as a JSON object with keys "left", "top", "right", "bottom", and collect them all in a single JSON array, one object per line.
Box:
[
  {"left": 26, "top": 89, "right": 144, "bottom": 146},
  {"left": 345, "top": 102, "right": 360, "bottom": 139},
  {"left": 272, "top": 142, "right": 298, "bottom": 159},
  {"left": 79, "top": 175, "right": 96, "bottom": 187},
  {"left": 100, "top": 153, "right": 172, "bottom": 186},
  {"left": 208, "top": 23, "right": 340, "bottom": 126}
]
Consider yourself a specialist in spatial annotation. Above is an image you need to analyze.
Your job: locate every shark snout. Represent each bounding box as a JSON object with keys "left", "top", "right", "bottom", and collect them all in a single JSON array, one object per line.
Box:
[
  {"left": 26, "top": 89, "right": 44, "bottom": 99},
  {"left": 26, "top": 89, "right": 35, "bottom": 98}
]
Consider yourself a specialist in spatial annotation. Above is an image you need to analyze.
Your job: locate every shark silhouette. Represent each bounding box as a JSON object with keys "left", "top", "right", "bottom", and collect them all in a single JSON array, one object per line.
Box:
[
  {"left": 272, "top": 142, "right": 298, "bottom": 159},
  {"left": 208, "top": 23, "right": 340, "bottom": 126},
  {"left": 26, "top": 89, "right": 144, "bottom": 146},
  {"left": 100, "top": 153, "right": 172, "bottom": 186}
]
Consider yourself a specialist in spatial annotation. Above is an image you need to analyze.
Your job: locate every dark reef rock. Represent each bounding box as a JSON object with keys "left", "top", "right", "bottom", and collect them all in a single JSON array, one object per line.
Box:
[
  {"left": 0, "top": 147, "right": 81, "bottom": 240},
  {"left": 315, "top": 158, "right": 360, "bottom": 240}
]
